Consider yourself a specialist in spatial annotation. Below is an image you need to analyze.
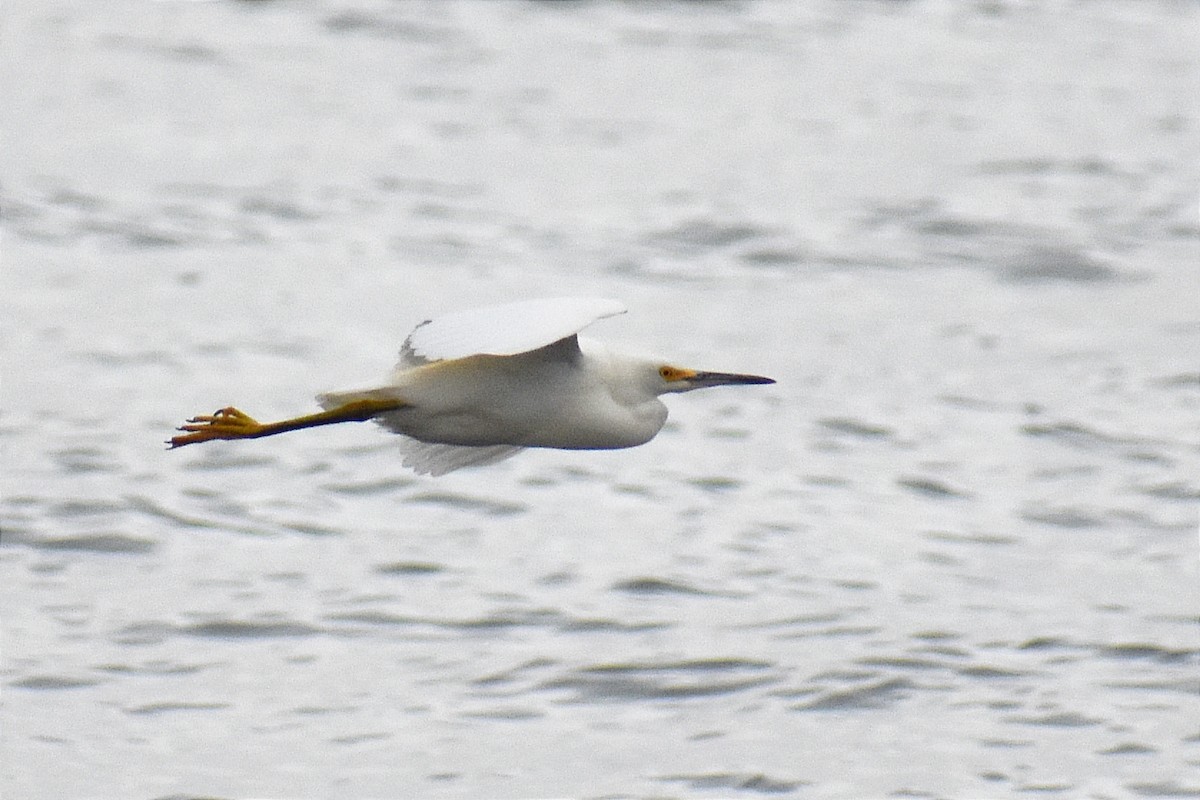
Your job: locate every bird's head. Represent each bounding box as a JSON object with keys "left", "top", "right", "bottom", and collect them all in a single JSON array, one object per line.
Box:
[
  {"left": 652, "top": 363, "right": 775, "bottom": 395},
  {"left": 591, "top": 346, "right": 775, "bottom": 403}
]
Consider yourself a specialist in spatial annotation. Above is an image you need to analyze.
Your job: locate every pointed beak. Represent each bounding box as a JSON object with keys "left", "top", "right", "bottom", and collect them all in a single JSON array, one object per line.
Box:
[{"left": 689, "top": 370, "right": 776, "bottom": 388}]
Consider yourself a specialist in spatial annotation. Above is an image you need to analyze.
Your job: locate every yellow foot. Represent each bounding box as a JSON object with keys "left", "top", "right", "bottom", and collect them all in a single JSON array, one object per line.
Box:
[{"left": 168, "top": 406, "right": 265, "bottom": 448}]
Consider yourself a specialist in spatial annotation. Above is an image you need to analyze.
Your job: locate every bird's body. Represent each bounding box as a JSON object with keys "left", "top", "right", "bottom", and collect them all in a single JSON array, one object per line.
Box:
[
  {"left": 170, "top": 297, "right": 773, "bottom": 475},
  {"left": 320, "top": 338, "right": 669, "bottom": 450}
]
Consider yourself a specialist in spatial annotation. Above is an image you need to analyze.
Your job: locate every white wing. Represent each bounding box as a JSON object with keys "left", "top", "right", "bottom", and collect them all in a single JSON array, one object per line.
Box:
[
  {"left": 394, "top": 439, "right": 524, "bottom": 476},
  {"left": 399, "top": 297, "right": 626, "bottom": 366}
]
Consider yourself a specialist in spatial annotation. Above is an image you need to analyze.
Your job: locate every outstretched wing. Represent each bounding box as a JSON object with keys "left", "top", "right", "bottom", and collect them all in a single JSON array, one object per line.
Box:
[{"left": 398, "top": 297, "right": 626, "bottom": 367}]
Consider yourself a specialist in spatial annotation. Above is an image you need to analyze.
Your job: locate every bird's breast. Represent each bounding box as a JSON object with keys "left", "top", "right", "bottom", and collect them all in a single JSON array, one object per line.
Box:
[{"left": 528, "top": 396, "right": 668, "bottom": 450}]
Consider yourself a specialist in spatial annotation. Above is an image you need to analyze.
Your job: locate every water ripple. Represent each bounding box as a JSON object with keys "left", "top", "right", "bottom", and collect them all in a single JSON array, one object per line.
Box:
[
  {"left": 181, "top": 619, "right": 323, "bottom": 639},
  {"left": 659, "top": 772, "right": 805, "bottom": 795},
  {"left": 611, "top": 576, "right": 718, "bottom": 597},
  {"left": 30, "top": 533, "right": 156, "bottom": 554},
  {"left": 542, "top": 658, "right": 778, "bottom": 703},
  {"left": 126, "top": 702, "right": 230, "bottom": 715},
  {"left": 9, "top": 675, "right": 102, "bottom": 690},
  {"left": 793, "top": 677, "right": 913, "bottom": 711}
]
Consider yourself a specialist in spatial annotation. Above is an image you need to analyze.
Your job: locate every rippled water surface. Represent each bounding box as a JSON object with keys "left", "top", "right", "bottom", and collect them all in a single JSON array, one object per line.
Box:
[{"left": 3, "top": 1, "right": 1198, "bottom": 798}]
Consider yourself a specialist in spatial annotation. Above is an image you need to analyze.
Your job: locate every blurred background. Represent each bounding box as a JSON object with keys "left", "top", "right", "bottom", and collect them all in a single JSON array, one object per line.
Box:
[{"left": 2, "top": 1, "right": 1198, "bottom": 797}]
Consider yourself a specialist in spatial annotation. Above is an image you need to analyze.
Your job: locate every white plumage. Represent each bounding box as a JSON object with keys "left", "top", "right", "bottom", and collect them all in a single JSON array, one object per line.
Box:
[
  {"left": 171, "top": 297, "right": 774, "bottom": 475},
  {"left": 399, "top": 296, "right": 627, "bottom": 364}
]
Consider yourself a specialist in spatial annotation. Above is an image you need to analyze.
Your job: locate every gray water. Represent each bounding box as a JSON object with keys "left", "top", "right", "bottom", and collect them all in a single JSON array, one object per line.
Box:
[{"left": 2, "top": 1, "right": 1198, "bottom": 798}]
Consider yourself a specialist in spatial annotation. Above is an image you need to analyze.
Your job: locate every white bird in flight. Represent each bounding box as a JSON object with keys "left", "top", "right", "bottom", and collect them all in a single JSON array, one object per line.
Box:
[{"left": 170, "top": 297, "right": 774, "bottom": 475}]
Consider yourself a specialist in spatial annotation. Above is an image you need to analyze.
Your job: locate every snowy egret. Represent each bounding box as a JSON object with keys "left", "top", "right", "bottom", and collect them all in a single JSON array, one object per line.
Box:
[{"left": 169, "top": 297, "right": 774, "bottom": 475}]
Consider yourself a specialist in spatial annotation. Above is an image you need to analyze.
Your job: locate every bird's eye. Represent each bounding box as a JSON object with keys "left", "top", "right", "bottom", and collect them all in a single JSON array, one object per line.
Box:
[
  {"left": 659, "top": 365, "right": 698, "bottom": 383},
  {"left": 659, "top": 366, "right": 691, "bottom": 382}
]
